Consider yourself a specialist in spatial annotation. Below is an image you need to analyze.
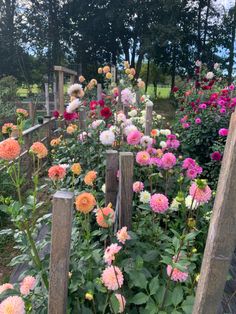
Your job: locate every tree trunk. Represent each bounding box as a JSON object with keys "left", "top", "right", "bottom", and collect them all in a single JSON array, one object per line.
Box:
[
  {"left": 197, "top": 0, "right": 203, "bottom": 59},
  {"left": 145, "top": 59, "right": 150, "bottom": 93},
  {"left": 171, "top": 45, "right": 177, "bottom": 91},
  {"left": 136, "top": 51, "right": 145, "bottom": 78},
  {"left": 228, "top": 1, "right": 236, "bottom": 85},
  {"left": 202, "top": 0, "right": 211, "bottom": 62},
  {"left": 131, "top": 38, "right": 137, "bottom": 68},
  {"left": 153, "top": 81, "right": 157, "bottom": 98}
]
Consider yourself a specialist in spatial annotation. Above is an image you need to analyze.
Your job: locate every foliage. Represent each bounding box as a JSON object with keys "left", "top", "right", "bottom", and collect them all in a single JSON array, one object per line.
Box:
[{"left": 0, "top": 76, "right": 17, "bottom": 123}]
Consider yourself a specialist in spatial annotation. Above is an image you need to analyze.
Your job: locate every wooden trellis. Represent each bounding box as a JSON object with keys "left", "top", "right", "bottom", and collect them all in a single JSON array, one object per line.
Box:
[{"left": 193, "top": 111, "right": 236, "bottom": 313}]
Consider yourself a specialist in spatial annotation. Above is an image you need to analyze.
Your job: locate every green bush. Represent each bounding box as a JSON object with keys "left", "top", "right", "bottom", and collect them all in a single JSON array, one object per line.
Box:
[{"left": 0, "top": 76, "right": 18, "bottom": 123}]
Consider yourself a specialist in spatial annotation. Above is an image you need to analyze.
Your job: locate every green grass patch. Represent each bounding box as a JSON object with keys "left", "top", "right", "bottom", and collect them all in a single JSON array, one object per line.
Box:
[{"left": 147, "top": 85, "right": 170, "bottom": 99}]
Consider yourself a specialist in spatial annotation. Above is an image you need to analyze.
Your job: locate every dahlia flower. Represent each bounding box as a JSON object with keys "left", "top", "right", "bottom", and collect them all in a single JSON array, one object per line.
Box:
[
  {"left": 100, "top": 130, "right": 115, "bottom": 145},
  {"left": 101, "top": 266, "right": 124, "bottom": 290},
  {"left": 150, "top": 194, "right": 169, "bottom": 213}
]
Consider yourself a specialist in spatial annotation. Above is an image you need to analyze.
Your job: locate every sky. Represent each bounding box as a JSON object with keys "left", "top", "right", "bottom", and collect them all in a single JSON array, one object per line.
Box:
[{"left": 217, "top": 0, "right": 234, "bottom": 8}]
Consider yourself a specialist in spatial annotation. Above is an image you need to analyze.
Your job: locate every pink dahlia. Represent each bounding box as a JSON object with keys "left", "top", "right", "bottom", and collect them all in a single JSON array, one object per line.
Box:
[
  {"left": 167, "top": 265, "right": 188, "bottom": 282},
  {"left": 101, "top": 266, "right": 124, "bottom": 290},
  {"left": 115, "top": 294, "right": 126, "bottom": 313},
  {"left": 182, "top": 158, "right": 196, "bottom": 169},
  {"left": 211, "top": 151, "right": 222, "bottom": 161},
  {"left": 104, "top": 243, "right": 122, "bottom": 265},
  {"left": 150, "top": 194, "right": 169, "bottom": 213},
  {"left": 0, "top": 283, "right": 13, "bottom": 294},
  {"left": 0, "top": 296, "right": 25, "bottom": 314},
  {"left": 195, "top": 117, "right": 202, "bottom": 124},
  {"left": 127, "top": 130, "right": 142, "bottom": 145},
  {"left": 161, "top": 153, "right": 177, "bottom": 170},
  {"left": 218, "top": 128, "right": 228, "bottom": 136},
  {"left": 20, "top": 276, "right": 36, "bottom": 296},
  {"left": 116, "top": 227, "right": 131, "bottom": 244},
  {"left": 136, "top": 151, "right": 150, "bottom": 166},
  {"left": 189, "top": 182, "right": 212, "bottom": 203},
  {"left": 133, "top": 181, "right": 144, "bottom": 193}
]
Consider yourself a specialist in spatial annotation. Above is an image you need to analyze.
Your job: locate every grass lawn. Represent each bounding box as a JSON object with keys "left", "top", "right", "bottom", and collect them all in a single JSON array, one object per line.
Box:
[{"left": 146, "top": 85, "right": 170, "bottom": 99}]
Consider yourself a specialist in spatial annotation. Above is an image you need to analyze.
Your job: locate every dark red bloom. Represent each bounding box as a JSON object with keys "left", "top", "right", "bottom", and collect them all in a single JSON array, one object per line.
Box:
[
  {"left": 211, "top": 151, "right": 222, "bottom": 161},
  {"left": 90, "top": 100, "right": 98, "bottom": 111},
  {"left": 63, "top": 111, "right": 79, "bottom": 121},
  {"left": 172, "top": 86, "right": 179, "bottom": 93},
  {"left": 53, "top": 110, "right": 60, "bottom": 119},
  {"left": 98, "top": 99, "right": 105, "bottom": 107},
  {"left": 100, "top": 107, "right": 112, "bottom": 119}
]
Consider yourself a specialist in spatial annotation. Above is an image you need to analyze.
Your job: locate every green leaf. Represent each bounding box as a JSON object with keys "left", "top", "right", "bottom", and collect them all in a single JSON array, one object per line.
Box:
[
  {"left": 171, "top": 286, "right": 183, "bottom": 306},
  {"left": 182, "top": 296, "right": 195, "bottom": 314},
  {"left": 129, "top": 271, "right": 148, "bottom": 289},
  {"left": 131, "top": 292, "right": 149, "bottom": 305},
  {"left": 149, "top": 276, "right": 159, "bottom": 295},
  {"left": 0, "top": 228, "right": 13, "bottom": 236},
  {"left": 143, "top": 250, "right": 158, "bottom": 262},
  {"left": 110, "top": 294, "right": 120, "bottom": 314}
]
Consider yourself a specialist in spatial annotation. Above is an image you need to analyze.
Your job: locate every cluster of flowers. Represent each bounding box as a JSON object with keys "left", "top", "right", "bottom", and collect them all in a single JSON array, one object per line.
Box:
[{"left": 0, "top": 275, "right": 36, "bottom": 313}]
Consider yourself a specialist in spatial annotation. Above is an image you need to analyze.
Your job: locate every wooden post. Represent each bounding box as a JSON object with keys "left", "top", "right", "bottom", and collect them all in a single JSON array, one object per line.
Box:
[
  {"left": 145, "top": 101, "right": 153, "bottom": 135},
  {"left": 119, "top": 152, "right": 134, "bottom": 230},
  {"left": 193, "top": 112, "right": 236, "bottom": 314},
  {"left": 70, "top": 75, "right": 75, "bottom": 85},
  {"left": 58, "top": 71, "right": 64, "bottom": 114},
  {"left": 123, "top": 105, "right": 129, "bottom": 118},
  {"left": 45, "top": 83, "right": 50, "bottom": 116},
  {"left": 79, "top": 106, "right": 87, "bottom": 130},
  {"left": 97, "top": 83, "right": 102, "bottom": 100},
  {"left": 53, "top": 81, "right": 57, "bottom": 111},
  {"left": 136, "top": 90, "right": 140, "bottom": 105},
  {"left": 105, "top": 150, "right": 119, "bottom": 208},
  {"left": 48, "top": 191, "right": 74, "bottom": 314},
  {"left": 28, "top": 102, "right": 35, "bottom": 126},
  {"left": 111, "top": 66, "right": 116, "bottom": 83}
]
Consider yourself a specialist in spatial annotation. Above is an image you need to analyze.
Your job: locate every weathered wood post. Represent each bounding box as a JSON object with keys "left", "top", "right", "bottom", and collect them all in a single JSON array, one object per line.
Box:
[
  {"left": 58, "top": 71, "right": 64, "bottom": 114},
  {"left": 48, "top": 191, "right": 74, "bottom": 314},
  {"left": 28, "top": 102, "right": 35, "bottom": 125},
  {"left": 105, "top": 150, "right": 119, "bottom": 208},
  {"left": 123, "top": 105, "right": 129, "bottom": 118},
  {"left": 79, "top": 106, "right": 87, "bottom": 130},
  {"left": 97, "top": 83, "right": 102, "bottom": 100},
  {"left": 53, "top": 75, "right": 58, "bottom": 111},
  {"left": 145, "top": 101, "right": 153, "bottom": 136},
  {"left": 193, "top": 112, "right": 236, "bottom": 314},
  {"left": 118, "top": 152, "right": 134, "bottom": 229},
  {"left": 45, "top": 83, "right": 50, "bottom": 116},
  {"left": 111, "top": 66, "right": 117, "bottom": 83}
]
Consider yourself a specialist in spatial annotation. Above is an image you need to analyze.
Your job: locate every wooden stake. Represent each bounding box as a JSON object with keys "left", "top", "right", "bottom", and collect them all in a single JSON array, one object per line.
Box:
[
  {"left": 97, "top": 83, "right": 102, "bottom": 100},
  {"left": 145, "top": 101, "right": 153, "bottom": 135},
  {"left": 58, "top": 71, "right": 64, "bottom": 114},
  {"left": 193, "top": 112, "right": 236, "bottom": 314},
  {"left": 105, "top": 150, "right": 119, "bottom": 208},
  {"left": 48, "top": 191, "right": 74, "bottom": 314},
  {"left": 79, "top": 106, "right": 87, "bottom": 130},
  {"left": 45, "top": 83, "right": 50, "bottom": 116},
  {"left": 119, "top": 152, "right": 134, "bottom": 229},
  {"left": 53, "top": 81, "right": 57, "bottom": 111}
]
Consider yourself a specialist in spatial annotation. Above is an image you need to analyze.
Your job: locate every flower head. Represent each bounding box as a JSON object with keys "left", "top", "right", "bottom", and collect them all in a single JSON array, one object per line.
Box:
[
  {"left": 20, "top": 276, "right": 36, "bottom": 296},
  {"left": 167, "top": 265, "right": 188, "bottom": 282},
  {"left": 136, "top": 151, "right": 150, "bottom": 166},
  {"left": 100, "top": 107, "right": 112, "bottom": 119},
  {"left": 67, "top": 84, "right": 84, "bottom": 98},
  {"left": 139, "top": 191, "right": 151, "bottom": 204},
  {"left": 115, "top": 294, "right": 126, "bottom": 313},
  {"left": 75, "top": 192, "right": 96, "bottom": 214},
  {"left": 2, "top": 123, "right": 17, "bottom": 135},
  {"left": 16, "top": 108, "right": 28, "bottom": 118},
  {"left": 84, "top": 170, "right": 97, "bottom": 186},
  {"left": 0, "top": 283, "right": 13, "bottom": 294},
  {"left": 48, "top": 165, "right": 66, "bottom": 181},
  {"left": 66, "top": 99, "right": 81, "bottom": 113},
  {"left": 150, "top": 194, "right": 169, "bottom": 213},
  {"left": 161, "top": 153, "right": 176, "bottom": 170},
  {"left": 96, "top": 207, "right": 115, "bottom": 228},
  {"left": 101, "top": 266, "right": 124, "bottom": 290},
  {"left": 0, "top": 138, "right": 21, "bottom": 161},
  {"left": 127, "top": 130, "right": 142, "bottom": 145},
  {"left": 0, "top": 296, "right": 25, "bottom": 314},
  {"left": 218, "top": 128, "right": 228, "bottom": 136},
  {"left": 133, "top": 181, "right": 144, "bottom": 193},
  {"left": 30, "top": 142, "right": 48, "bottom": 159},
  {"left": 71, "top": 163, "right": 82, "bottom": 175},
  {"left": 211, "top": 151, "right": 222, "bottom": 161},
  {"left": 116, "top": 227, "right": 131, "bottom": 244},
  {"left": 104, "top": 243, "right": 122, "bottom": 265},
  {"left": 100, "top": 130, "right": 115, "bottom": 145},
  {"left": 189, "top": 182, "right": 212, "bottom": 203}
]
